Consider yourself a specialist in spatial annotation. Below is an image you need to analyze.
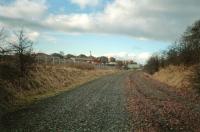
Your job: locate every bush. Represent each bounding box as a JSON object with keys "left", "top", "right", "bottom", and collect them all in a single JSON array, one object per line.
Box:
[{"left": 144, "top": 55, "right": 159, "bottom": 74}]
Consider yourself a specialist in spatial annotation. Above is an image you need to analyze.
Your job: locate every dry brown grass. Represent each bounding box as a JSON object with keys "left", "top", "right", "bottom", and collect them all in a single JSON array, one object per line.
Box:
[
  {"left": 152, "top": 65, "right": 200, "bottom": 103},
  {"left": 0, "top": 65, "right": 118, "bottom": 109},
  {"left": 153, "top": 65, "right": 193, "bottom": 91}
]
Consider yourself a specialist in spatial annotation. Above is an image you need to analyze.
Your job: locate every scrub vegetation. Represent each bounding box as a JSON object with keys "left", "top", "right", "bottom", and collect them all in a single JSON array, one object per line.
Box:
[{"left": 145, "top": 20, "right": 200, "bottom": 95}]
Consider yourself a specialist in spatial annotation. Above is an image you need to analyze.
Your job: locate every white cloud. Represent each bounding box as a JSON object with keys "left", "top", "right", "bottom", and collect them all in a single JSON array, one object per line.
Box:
[
  {"left": 6, "top": 30, "right": 40, "bottom": 43},
  {"left": 0, "top": 0, "right": 46, "bottom": 42},
  {"left": 105, "top": 52, "right": 132, "bottom": 60},
  {"left": 135, "top": 52, "right": 152, "bottom": 64},
  {"left": 104, "top": 51, "right": 152, "bottom": 64},
  {"left": 1, "top": 0, "right": 200, "bottom": 41},
  {"left": 42, "top": 0, "right": 200, "bottom": 41},
  {"left": 0, "top": 0, "right": 47, "bottom": 20},
  {"left": 28, "top": 31, "right": 40, "bottom": 41},
  {"left": 45, "top": 14, "right": 94, "bottom": 31},
  {"left": 42, "top": 34, "right": 57, "bottom": 43},
  {"left": 70, "top": 0, "right": 100, "bottom": 8}
]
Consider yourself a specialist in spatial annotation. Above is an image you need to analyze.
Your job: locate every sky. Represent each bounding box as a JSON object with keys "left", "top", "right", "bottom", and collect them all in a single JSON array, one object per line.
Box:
[{"left": 0, "top": 0, "right": 200, "bottom": 64}]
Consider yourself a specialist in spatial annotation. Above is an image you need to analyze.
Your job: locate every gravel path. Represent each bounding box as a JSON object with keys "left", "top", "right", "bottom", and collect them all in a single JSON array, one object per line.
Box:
[
  {"left": 3, "top": 71, "right": 200, "bottom": 132},
  {"left": 125, "top": 72, "right": 200, "bottom": 132},
  {"left": 1, "top": 72, "right": 132, "bottom": 131}
]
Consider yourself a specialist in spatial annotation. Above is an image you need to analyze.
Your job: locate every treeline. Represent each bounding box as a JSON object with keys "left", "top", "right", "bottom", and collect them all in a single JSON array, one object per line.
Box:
[
  {"left": 144, "top": 20, "right": 200, "bottom": 94},
  {"left": 145, "top": 20, "right": 200, "bottom": 74}
]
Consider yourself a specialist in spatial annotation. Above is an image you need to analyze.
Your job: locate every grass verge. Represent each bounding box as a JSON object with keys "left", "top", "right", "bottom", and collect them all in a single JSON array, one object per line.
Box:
[{"left": 0, "top": 65, "right": 118, "bottom": 111}]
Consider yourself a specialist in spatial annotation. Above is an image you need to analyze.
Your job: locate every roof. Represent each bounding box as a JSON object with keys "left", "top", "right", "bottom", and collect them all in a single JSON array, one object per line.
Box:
[
  {"left": 127, "top": 64, "right": 140, "bottom": 69},
  {"left": 36, "top": 53, "right": 49, "bottom": 56}
]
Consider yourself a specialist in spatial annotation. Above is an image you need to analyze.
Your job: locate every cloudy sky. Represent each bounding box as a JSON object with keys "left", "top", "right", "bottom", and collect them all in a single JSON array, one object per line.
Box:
[{"left": 0, "top": 0, "right": 200, "bottom": 64}]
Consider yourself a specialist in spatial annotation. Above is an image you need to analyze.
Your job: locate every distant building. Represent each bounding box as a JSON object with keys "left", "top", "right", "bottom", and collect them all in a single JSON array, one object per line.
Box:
[
  {"left": 92, "top": 59, "right": 101, "bottom": 64},
  {"left": 129, "top": 60, "right": 137, "bottom": 64},
  {"left": 107, "top": 62, "right": 117, "bottom": 66},
  {"left": 109, "top": 57, "right": 116, "bottom": 62},
  {"left": 71, "top": 57, "right": 94, "bottom": 63},
  {"left": 97, "top": 56, "right": 108, "bottom": 64},
  {"left": 35, "top": 53, "right": 49, "bottom": 57},
  {"left": 64, "top": 54, "right": 75, "bottom": 59},
  {"left": 127, "top": 63, "right": 140, "bottom": 70}
]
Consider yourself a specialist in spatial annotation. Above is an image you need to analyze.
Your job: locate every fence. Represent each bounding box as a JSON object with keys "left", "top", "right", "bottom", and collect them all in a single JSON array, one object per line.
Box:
[{"left": 35, "top": 56, "right": 115, "bottom": 69}]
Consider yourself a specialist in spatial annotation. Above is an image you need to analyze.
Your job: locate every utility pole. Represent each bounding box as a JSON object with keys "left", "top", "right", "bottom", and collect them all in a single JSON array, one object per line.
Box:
[{"left": 90, "top": 51, "right": 92, "bottom": 57}]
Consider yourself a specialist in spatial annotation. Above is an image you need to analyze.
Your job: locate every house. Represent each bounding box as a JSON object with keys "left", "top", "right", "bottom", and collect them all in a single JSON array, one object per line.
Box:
[
  {"left": 127, "top": 63, "right": 140, "bottom": 70},
  {"left": 70, "top": 57, "right": 94, "bottom": 63},
  {"left": 35, "top": 53, "right": 49, "bottom": 58},
  {"left": 107, "top": 62, "right": 117, "bottom": 66},
  {"left": 108, "top": 57, "right": 116, "bottom": 62}
]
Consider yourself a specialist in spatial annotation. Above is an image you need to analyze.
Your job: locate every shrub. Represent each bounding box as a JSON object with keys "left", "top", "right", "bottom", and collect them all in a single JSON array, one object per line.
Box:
[{"left": 144, "top": 55, "right": 160, "bottom": 74}]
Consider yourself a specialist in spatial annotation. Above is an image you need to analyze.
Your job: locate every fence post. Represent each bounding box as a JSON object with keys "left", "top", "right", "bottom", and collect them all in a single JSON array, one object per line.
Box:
[{"left": 45, "top": 56, "right": 47, "bottom": 64}]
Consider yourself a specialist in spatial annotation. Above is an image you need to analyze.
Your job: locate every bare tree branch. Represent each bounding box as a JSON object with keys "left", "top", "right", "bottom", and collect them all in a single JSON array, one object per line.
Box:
[{"left": 9, "top": 29, "right": 35, "bottom": 77}]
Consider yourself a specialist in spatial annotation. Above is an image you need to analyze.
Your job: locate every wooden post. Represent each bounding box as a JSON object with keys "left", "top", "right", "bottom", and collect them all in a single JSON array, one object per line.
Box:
[{"left": 45, "top": 56, "right": 47, "bottom": 64}]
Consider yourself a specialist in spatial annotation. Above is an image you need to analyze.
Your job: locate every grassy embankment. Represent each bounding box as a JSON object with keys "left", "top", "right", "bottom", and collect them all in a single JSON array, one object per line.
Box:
[
  {"left": 0, "top": 64, "right": 118, "bottom": 111},
  {"left": 153, "top": 65, "right": 193, "bottom": 90},
  {"left": 152, "top": 65, "right": 200, "bottom": 100},
  {"left": 144, "top": 20, "right": 200, "bottom": 98}
]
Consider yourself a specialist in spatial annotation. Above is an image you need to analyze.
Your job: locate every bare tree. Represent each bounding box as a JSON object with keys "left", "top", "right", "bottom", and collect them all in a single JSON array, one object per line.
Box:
[{"left": 9, "top": 30, "right": 35, "bottom": 77}]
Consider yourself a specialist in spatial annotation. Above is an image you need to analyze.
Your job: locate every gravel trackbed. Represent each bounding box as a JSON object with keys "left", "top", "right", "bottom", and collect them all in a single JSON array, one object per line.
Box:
[
  {"left": 2, "top": 71, "right": 200, "bottom": 132},
  {"left": 1, "top": 72, "right": 132, "bottom": 131}
]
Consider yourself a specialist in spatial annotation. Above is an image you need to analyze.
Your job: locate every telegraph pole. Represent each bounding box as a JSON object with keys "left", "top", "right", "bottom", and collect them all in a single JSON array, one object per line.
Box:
[{"left": 90, "top": 51, "right": 92, "bottom": 57}]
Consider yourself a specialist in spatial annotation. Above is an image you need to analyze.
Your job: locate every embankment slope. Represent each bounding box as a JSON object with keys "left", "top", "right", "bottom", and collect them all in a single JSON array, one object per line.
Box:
[
  {"left": 153, "top": 65, "right": 193, "bottom": 91},
  {"left": 0, "top": 65, "right": 117, "bottom": 111}
]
